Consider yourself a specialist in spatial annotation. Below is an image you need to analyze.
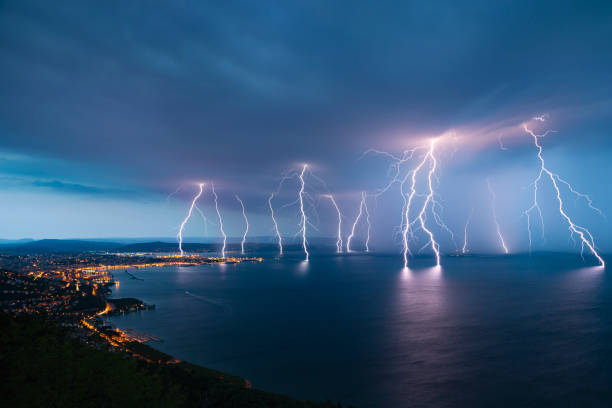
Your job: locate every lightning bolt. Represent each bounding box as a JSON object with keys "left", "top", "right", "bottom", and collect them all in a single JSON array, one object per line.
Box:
[
  {"left": 401, "top": 144, "right": 434, "bottom": 268},
  {"left": 363, "top": 148, "right": 419, "bottom": 199},
  {"left": 325, "top": 194, "right": 343, "bottom": 253},
  {"left": 523, "top": 122, "right": 605, "bottom": 267},
  {"left": 235, "top": 195, "right": 249, "bottom": 255},
  {"left": 412, "top": 139, "right": 442, "bottom": 266},
  {"left": 487, "top": 179, "right": 509, "bottom": 254},
  {"left": 166, "top": 184, "right": 185, "bottom": 202},
  {"left": 346, "top": 191, "right": 368, "bottom": 252},
  {"left": 462, "top": 205, "right": 474, "bottom": 254},
  {"left": 268, "top": 193, "right": 283, "bottom": 255},
  {"left": 211, "top": 183, "right": 227, "bottom": 259},
  {"left": 267, "top": 171, "right": 303, "bottom": 257},
  {"left": 367, "top": 139, "right": 450, "bottom": 267},
  {"left": 363, "top": 192, "right": 371, "bottom": 252},
  {"left": 298, "top": 164, "right": 309, "bottom": 261},
  {"left": 177, "top": 183, "right": 204, "bottom": 256},
  {"left": 194, "top": 205, "right": 209, "bottom": 237}
]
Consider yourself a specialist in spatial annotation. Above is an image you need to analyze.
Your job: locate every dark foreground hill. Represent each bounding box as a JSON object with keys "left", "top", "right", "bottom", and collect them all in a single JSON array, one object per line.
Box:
[{"left": 0, "top": 313, "right": 346, "bottom": 408}]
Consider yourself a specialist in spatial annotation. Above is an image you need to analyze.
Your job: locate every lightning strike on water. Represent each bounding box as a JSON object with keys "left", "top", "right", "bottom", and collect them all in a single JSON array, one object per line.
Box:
[
  {"left": 298, "top": 164, "right": 309, "bottom": 261},
  {"left": 363, "top": 192, "right": 371, "bottom": 252},
  {"left": 523, "top": 122, "right": 605, "bottom": 267},
  {"left": 462, "top": 205, "right": 474, "bottom": 254},
  {"left": 401, "top": 146, "right": 431, "bottom": 268},
  {"left": 325, "top": 194, "right": 343, "bottom": 253},
  {"left": 177, "top": 183, "right": 204, "bottom": 256},
  {"left": 211, "top": 183, "right": 227, "bottom": 259},
  {"left": 403, "top": 139, "right": 442, "bottom": 267},
  {"left": 235, "top": 195, "right": 249, "bottom": 255},
  {"left": 487, "top": 179, "right": 509, "bottom": 254},
  {"left": 417, "top": 139, "right": 442, "bottom": 266},
  {"left": 346, "top": 192, "right": 368, "bottom": 252},
  {"left": 267, "top": 171, "right": 303, "bottom": 257}
]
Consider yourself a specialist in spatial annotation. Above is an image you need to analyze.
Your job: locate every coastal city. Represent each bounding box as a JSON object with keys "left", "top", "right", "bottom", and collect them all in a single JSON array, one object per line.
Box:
[{"left": 0, "top": 251, "right": 262, "bottom": 362}]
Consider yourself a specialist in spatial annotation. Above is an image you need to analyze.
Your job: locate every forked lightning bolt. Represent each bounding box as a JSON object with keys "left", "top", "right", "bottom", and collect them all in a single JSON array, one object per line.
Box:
[
  {"left": 401, "top": 140, "right": 443, "bottom": 268},
  {"left": 177, "top": 183, "right": 204, "bottom": 256},
  {"left": 235, "top": 195, "right": 249, "bottom": 255},
  {"left": 211, "top": 183, "right": 227, "bottom": 259},
  {"left": 325, "top": 194, "right": 343, "bottom": 253},
  {"left": 523, "top": 122, "right": 604, "bottom": 267},
  {"left": 411, "top": 139, "right": 441, "bottom": 266},
  {"left": 487, "top": 179, "right": 509, "bottom": 254}
]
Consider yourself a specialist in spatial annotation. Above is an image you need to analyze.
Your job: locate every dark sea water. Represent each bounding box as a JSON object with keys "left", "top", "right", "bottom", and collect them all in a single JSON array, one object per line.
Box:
[{"left": 108, "top": 253, "right": 612, "bottom": 407}]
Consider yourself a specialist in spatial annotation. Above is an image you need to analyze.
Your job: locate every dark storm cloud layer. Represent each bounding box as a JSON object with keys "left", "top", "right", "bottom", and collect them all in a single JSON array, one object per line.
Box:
[{"left": 0, "top": 0, "right": 611, "bottom": 197}]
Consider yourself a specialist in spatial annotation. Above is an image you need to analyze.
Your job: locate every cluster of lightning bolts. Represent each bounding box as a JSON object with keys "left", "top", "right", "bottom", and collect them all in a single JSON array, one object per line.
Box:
[
  {"left": 176, "top": 182, "right": 249, "bottom": 259},
  {"left": 174, "top": 116, "right": 605, "bottom": 268}
]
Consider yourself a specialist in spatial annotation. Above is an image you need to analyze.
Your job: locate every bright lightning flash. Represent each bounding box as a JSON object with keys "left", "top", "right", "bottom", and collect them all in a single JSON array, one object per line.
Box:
[
  {"left": 211, "top": 183, "right": 227, "bottom": 259},
  {"left": 523, "top": 123, "right": 605, "bottom": 267},
  {"left": 235, "top": 195, "right": 249, "bottom": 255},
  {"left": 177, "top": 183, "right": 204, "bottom": 256},
  {"left": 298, "top": 164, "right": 309, "bottom": 261},
  {"left": 412, "top": 139, "right": 442, "bottom": 266},
  {"left": 400, "top": 139, "right": 444, "bottom": 267}
]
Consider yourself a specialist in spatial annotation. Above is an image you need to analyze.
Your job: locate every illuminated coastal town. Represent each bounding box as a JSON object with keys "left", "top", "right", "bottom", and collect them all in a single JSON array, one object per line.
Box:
[{"left": 0, "top": 251, "right": 262, "bottom": 361}]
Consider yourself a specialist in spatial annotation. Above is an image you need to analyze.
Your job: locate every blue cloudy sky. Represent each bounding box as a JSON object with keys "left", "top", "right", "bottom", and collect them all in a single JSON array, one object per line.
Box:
[{"left": 0, "top": 0, "right": 611, "bottom": 255}]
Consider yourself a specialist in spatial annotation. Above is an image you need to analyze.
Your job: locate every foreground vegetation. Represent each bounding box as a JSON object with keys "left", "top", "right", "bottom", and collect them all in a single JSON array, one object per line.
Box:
[{"left": 0, "top": 313, "right": 345, "bottom": 408}]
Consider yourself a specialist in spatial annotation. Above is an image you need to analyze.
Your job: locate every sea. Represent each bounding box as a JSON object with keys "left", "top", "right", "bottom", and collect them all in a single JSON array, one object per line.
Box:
[{"left": 108, "top": 252, "right": 612, "bottom": 407}]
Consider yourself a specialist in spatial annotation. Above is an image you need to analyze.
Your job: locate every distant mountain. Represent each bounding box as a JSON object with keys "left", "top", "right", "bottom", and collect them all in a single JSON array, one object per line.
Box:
[
  {"left": 0, "top": 239, "right": 122, "bottom": 254},
  {"left": 0, "top": 238, "right": 35, "bottom": 246},
  {"left": 117, "top": 241, "right": 212, "bottom": 253},
  {"left": 0, "top": 237, "right": 339, "bottom": 255}
]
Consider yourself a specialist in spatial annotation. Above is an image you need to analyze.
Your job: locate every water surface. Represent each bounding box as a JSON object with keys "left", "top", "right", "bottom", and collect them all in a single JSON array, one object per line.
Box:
[{"left": 109, "top": 253, "right": 612, "bottom": 407}]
